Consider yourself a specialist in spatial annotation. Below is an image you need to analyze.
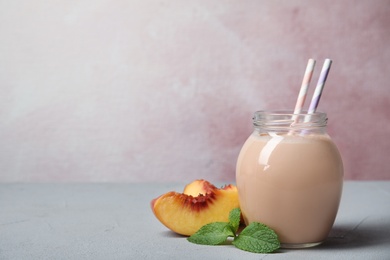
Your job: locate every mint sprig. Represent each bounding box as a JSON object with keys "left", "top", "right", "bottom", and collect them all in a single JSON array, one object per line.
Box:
[{"left": 187, "top": 208, "right": 280, "bottom": 254}]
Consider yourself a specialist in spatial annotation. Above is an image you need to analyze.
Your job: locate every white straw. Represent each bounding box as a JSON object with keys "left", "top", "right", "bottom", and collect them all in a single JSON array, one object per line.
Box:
[{"left": 293, "top": 59, "right": 316, "bottom": 115}]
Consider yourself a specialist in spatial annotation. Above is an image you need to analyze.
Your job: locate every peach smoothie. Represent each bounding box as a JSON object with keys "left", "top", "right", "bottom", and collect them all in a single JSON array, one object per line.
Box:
[{"left": 236, "top": 132, "right": 343, "bottom": 247}]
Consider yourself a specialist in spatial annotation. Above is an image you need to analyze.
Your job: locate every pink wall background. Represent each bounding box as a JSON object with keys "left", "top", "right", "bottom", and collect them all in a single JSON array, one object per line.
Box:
[{"left": 1, "top": 1, "right": 389, "bottom": 182}]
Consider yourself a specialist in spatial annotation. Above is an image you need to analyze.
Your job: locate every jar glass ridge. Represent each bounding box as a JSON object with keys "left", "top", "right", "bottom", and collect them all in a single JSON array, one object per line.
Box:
[{"left": 253, "top": 110, "right": 328, "bottom": 134}]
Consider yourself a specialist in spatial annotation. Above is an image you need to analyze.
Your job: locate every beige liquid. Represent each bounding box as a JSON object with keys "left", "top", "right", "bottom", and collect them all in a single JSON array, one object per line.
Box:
[{"left": 236, "top": 132, "right": 343, "bottom": 246}]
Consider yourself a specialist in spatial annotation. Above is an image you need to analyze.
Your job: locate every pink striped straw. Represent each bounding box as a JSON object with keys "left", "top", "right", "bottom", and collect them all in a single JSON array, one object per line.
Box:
[
  {"left": 293, "top": 59, "right": 316, "bottom": 115},
  {"left": 307, "top": 59, "right": 332, "bottom": 114}
]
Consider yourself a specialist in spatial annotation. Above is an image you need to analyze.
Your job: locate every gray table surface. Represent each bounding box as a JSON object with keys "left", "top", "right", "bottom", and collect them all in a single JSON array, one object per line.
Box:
[{"left": 1, "top": 181, "right": 389, "bottom": 260}]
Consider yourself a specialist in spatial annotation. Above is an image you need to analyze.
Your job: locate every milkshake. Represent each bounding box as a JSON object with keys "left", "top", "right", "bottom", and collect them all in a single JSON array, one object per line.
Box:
[{"left": 236, "top": 111, "right": 343, "bottom": 248}]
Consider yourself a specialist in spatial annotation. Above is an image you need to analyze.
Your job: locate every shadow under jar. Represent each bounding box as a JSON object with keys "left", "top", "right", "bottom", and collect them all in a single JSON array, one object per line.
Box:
[{"left": 236, "top": 110, "right": 343, "bottom": 248}]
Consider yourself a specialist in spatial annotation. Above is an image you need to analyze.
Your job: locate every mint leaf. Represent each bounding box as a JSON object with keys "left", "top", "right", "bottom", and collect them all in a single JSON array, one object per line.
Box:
[
  {"left": 187, "top": 222, "right": 235, "bottom": 245},
  {"left": 233, "top": 222, "right": 280, "bottom": 253},
  {"left": 228, "top": 208, "right": 241, "bottom": 234}
]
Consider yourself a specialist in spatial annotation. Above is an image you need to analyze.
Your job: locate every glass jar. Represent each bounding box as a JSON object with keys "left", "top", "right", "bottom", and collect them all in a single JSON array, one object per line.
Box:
[{"left": 236, "top": 110, "right": 343, "bottom": 248}]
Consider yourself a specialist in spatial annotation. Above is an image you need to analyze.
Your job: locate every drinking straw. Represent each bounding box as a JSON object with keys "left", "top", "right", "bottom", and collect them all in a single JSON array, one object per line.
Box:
[
  {"left": 307, "top": 59, "right": 332, "bottom": 114},
  {"left": 293, "top": 59, "right": 316, "bottom": 115}
]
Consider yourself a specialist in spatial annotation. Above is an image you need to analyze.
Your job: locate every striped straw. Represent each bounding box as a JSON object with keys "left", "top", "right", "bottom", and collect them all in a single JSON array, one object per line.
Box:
[
  {"left": 307, "top": 59, "right": 332, "bottom": 114},
  {"left": 293, "top": 59, "right": 316, "bottom": 115}
]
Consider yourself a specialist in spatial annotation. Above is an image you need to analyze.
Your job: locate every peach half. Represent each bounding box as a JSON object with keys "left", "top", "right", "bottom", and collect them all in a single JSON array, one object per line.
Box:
[{"left": 151, "top": 179, "right": 239, "bottom": 236}]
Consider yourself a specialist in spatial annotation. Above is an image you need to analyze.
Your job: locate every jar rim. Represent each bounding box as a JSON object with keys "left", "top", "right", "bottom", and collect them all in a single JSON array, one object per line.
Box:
[{"left": 254, "top": 110, "right": 327, "bottom": 117}]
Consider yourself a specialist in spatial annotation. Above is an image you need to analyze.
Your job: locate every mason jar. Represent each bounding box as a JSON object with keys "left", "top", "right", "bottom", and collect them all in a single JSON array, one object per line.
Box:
[{"left": 236, "top": 110, "right": 343, "bottom": 248}]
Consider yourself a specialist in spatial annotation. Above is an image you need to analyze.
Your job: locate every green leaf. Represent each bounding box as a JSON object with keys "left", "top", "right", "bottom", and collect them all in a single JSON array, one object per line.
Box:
[
  {"left": 187, "top": 222, "right": 235, "bottom": 245},
  {"left": 228, "top": 208, "right": 241, "bottom": 234},
  {"left": 233, "top": 222, "right": 280, "bottom": 253}
]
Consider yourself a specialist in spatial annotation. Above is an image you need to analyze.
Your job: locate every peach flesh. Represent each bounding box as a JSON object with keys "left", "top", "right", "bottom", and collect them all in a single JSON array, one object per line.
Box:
[{"left": 151, "top": 180, "right": 239, "bottom": 236}]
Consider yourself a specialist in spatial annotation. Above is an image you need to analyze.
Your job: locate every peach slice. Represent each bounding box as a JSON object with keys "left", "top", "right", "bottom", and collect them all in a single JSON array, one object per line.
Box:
[{"left": 151, "top": 180, "right": 239, "bottom": 236}]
